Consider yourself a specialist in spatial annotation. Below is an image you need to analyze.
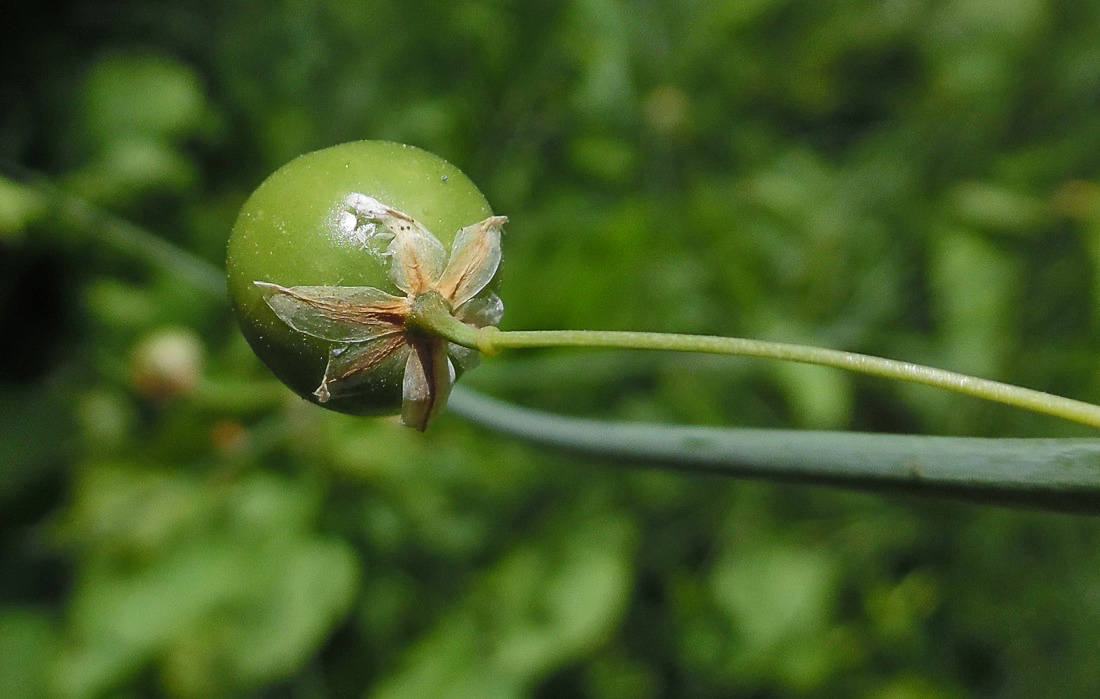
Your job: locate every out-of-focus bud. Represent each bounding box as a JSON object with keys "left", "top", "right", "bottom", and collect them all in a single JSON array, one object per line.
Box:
[{"left": 131, "top": 327, "right": 204, "bottom": 400}]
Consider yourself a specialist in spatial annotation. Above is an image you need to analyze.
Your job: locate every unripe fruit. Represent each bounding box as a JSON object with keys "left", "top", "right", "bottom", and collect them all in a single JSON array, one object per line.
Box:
[{"left": 227, "top": 141, "right": 498, "bottom": 417}]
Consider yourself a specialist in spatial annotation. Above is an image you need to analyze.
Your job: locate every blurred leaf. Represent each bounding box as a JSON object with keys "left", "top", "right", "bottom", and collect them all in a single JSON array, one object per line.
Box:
[
  {"left": 55, "top": 471, "right": 358, "bottom": 697},
  {"left": 161, "top": 537, "right": 358, "bottom": 696},
  {"left": 710, "top": 545, "right": 839, "bottom": 689},
  {"left": 948, "top": 181, "right": 1047, "bottom": 235},
  {"left": 65, "top": 138, "right": 196, "bottom": 203},
  {"left": 770, "top": 360, "right": 853, "bottom": 429},
  {"left": 373, "top": 514, "right": 635, "bottom": 698},
  {"left": 0, "top": 176, "right": 47, "bottom": 239},
  {"left": 0, "top": 609, "right": 57, "bottom": 699},
  {"left": 929, "top": 228, "right": 1018, "bottom": 378},
  {"left": 569, "top": 136, "right": 637, "bottom": 185},
  {"left": 82, "top": 54, "right": 207, "bottom": 145},
  {"left": 0, "top": 376, "right": 75, "bottom": 507}
]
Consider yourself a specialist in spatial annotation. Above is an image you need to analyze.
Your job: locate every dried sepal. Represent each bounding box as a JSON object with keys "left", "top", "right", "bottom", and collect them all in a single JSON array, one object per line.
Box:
[
  {"left": 257, "top": 195, "right": 505, "bottom": 429},
  {"left": 343, "top": 194, "right": 447, "bottom": 294},
  {"left": 255, "top": 282, "right": 407, "bottom": 342},
  {"left": 402, "top": 339, "right": 455, "bottom": 431},
  {"left": 455, "top": 291, "right": 504, "bottom": 329},
  {"left": 314, "top": 335, "right": 409, "bottom": 403},
  {"left": 436, "top": 216, "right": 506, "bottom": 306}
]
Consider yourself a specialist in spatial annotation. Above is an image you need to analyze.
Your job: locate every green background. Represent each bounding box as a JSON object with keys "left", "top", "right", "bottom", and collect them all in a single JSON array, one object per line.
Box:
[{"left": 3, "top": 0, "right": 1100, "bottom": 696}]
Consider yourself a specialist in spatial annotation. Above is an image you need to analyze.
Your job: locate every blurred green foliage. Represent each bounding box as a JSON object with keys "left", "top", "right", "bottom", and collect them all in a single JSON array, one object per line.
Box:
[{"left": 4, "top": 0, "right": 1100, "bottom": 696}]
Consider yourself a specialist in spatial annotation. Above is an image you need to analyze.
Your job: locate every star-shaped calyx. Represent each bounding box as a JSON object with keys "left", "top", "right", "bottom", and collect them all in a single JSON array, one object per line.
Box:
[{"left": 255, "top": 194, "right": 505, "bottom": 430}]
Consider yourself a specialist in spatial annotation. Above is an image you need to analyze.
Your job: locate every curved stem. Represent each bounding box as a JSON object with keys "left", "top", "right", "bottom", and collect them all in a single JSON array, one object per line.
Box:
[
  {"left": 455, "top": 328, "right": 1100, "bottom": 430},
  {"left": 1, "top": 172, "right": 226, "bottom": 297},
  {"left": 447, "top": 386, "right": 1100, "bottom": 513}
]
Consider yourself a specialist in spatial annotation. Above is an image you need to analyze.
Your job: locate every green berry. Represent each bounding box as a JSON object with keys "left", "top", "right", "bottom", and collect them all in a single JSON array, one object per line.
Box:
[{"left": 227, "top": 140, "right": 496, "bottom": 416}]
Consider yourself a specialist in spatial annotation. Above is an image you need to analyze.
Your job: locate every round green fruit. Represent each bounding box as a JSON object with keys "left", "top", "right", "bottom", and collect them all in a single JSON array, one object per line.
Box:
[{"left": 227, "top": 140, "right": 495, "bottom": 415}]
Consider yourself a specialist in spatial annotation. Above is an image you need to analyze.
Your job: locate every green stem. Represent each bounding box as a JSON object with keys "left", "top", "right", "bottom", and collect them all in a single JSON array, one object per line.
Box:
[
  {"left": 447, "top": 387, "right": 1100, "bottom": 513},
  {"left": 447, "top": 328, "right": 1100, "bottom": 430},
  {"left": 2, "top": 172, "right": 226, "bottom": 297},
  {"left": 60, "top": 192, "right": 227, "bottom": 298},
  {"left": 409, "top": 292, "right": 484, "bottom": 346}
]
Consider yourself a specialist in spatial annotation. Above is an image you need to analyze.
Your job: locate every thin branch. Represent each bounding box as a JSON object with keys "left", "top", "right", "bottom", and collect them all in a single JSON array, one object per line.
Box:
[
  {"left": 2, "top": 171, "right": 226, "bottom": 298},
  {"left": 476, "top": 329, "right": 1100, "bottom": 431}
]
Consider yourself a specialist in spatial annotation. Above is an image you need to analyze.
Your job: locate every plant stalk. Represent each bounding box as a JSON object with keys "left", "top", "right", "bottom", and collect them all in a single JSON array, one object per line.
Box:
[
  {"left": 446, "top": 328, "right": 1100, "bottom": 431},
  {"left": 448, "top": 387, "right": 1100, "bottom": 513}
]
